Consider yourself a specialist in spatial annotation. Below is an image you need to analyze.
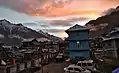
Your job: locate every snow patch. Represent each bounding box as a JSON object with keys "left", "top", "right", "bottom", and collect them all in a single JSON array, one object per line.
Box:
[
  {"left": 23, "top": 38, "right": 50, "bottom": 42},
  {"left": 8, "top": 35, "right": 23, "bottom": 39},
  {"left": 37, "top": 38, "right": 51, "bottom": 42},
  {"left": 17, "top": 26, "right": 29, "bottom": 33},
  {"left": 23, "top": 38, "right": 35, "bottom": 42}
]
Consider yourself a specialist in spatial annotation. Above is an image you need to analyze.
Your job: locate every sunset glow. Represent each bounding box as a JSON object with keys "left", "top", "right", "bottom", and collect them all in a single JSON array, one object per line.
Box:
[
  {"left": 0, "top": 0, "right": 119, "bottom": 38},
  {"left": 27, "top": 0, "right": 119, "bottom": 19}
]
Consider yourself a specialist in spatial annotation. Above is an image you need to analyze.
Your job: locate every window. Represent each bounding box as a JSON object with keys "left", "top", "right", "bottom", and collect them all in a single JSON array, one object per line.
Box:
[
  {"left": 72, "top": 32, "right": 79, "bottom": 36},
  {"left": 77, "top": 63, "right": 81, "bottom": 66},
  {"left": 76, "top": 33, "right": 79, "bottom": 36},
  {"left": 75, "top": 32, "right": 79, "bottom": 36},
  {"left": 107, "top": 42, "right": 112, "bottom": 46},
  {"left": 103, "top": 43, "right": 105, "bottom": 46},
  {"left": 87, "top": 63, "right": 93, "bottom": 66},
  {"left": 68, "top": 68, "right": 73, "bottom": 70},
  {"left": 74, "top": 68, "right": 81, "bottom": 72},
  {"left": 82, "top": 63, "right": 87, "bottom": 66},
  {"left": 76, "top": 41, "right": 80, "bottom": 48}
]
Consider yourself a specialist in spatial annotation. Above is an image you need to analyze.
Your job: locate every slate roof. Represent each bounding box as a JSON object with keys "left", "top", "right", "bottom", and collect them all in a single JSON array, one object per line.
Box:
[
  {"left": 22, "top": 38, "right": 51, "bottom": 42},
  {"left": 65, "top": 24, "right": 88, "bottom": 32},
  {"left": 37, "top": 38, "right": 51, "bottom": 42},
  {"left": 109, "top": 27, "right": 119, "bottom": 34},
  {"left": 102, "top": 37, "right": 119, "bottom": 42},
  {"left": 22, "top": 38, "right": 35, "bottom": 42}
]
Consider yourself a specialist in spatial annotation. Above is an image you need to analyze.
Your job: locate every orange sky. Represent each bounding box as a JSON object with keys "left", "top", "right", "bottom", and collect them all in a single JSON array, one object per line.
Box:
[
  {"left": 0, "top": 0, "right": 119, "bottom": 38},
  {"left": 28, "top": 0, "right": 119, "bottom": 19},
  {"left": 20, "top": 0, "right": 119, "bottom": 38}
]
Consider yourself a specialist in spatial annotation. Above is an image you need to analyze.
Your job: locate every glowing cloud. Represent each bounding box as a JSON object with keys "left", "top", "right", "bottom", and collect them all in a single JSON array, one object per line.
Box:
[
  {"left": 0, "top": 0, "right": 119, "bottom": 38},
  {"left": 1, "top": 0, "right": 119, "bottom": 18}
]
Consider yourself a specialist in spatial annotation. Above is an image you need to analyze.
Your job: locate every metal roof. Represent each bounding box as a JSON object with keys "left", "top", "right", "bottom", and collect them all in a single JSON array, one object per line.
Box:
[
  {"left": 66, "top": 24, "right": 88, "bottom": 32},
  {"left": 22, "top": 38, "right": 51, "bottom": 42},
  {"left": 109, "top": 27, "right": 119, "bottom": 34},
  {"left": 102, "top": 37, "right": 119, "bottom": 41}
]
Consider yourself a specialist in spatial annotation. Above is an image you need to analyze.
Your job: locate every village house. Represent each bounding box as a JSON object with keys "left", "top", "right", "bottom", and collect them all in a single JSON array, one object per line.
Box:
[
  {"left": 20, "top": 38, "right": 40, "bottom": 50},
  {"left": 65, "top": 24, "right": 91, "bottom": 60},
  {"left": 20, "top": 38, "right": 58, "bottom": 62},
  {"left": 90, "top": 37, "right": 104, "bottom": 57},
  {"left": 0, "top": 38, "right": 58, "bottom": 73},
  {"left": 45, "top": 41, "right": 59, "bottom": 52},
  {"left": 102, "top": 27, "right": 119, "bottom": 58}
]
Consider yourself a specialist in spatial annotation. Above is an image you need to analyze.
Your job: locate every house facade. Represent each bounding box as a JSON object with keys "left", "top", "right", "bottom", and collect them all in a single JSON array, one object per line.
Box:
[
  {"left": 65, "top": 24, "right": 90, "bottom": 60},
  {"left": 102, "top": 27, "right": 119, "bottom": 58},
  {"left": 21, "top": 38, "right": 39, "bottom": 50},
  {"left": 102, "top": 37, "right": 119, "bottom": 58}
]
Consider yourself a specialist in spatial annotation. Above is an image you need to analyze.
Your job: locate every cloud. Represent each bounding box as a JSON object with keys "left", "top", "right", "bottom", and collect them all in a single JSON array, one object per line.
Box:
[
  {"left": 41, "top": 28, "right": 65, "bottom": 33},
  {"left": 1, "top": 0, "right": 119, "bottom": 19},
  {"left": 40, "top": 28, "right": 68, "bottom": 38},
  {"left": 68, "top": 17, "right": 90, "bottom": 21},
  {"left": 48, "top": 20, "right": 72, "bottom": 27},
  {"left": 24, "top": 22, "right": 49, "bottom": 27},
  {"left": 24, "top": 23, "right": 38, "bottom": 26},
  {"left": 0, "top": 7, "right": 44, "bottom": 23},
  {"left": 1, "top": 0, "right": 119, "bottom": 38},
  {"left": 23, "top": 21, "right": 68, "bottom": 38},
  {"left": 23, "top": 21, "right": 51, "bottom": 31},
  {"left": 1, "top": 0, "right": 119, "bottom": 18},
  {"left": 40, "top": 24, "right": 50, "bottom": 28},
  {"left": 0, "top": 0, "right": 71, "bottom": 16},
  {"left": 0, "top": 0, "right": 41, "bottom": 13},
  {"left": 48, "top": 17, "right": 89, "bottom": 27}
]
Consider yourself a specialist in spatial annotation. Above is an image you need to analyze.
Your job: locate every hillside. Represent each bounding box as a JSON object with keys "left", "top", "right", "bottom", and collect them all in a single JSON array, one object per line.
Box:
[{"left": 86, "top": 6, "right": 119, "bottom": 38}]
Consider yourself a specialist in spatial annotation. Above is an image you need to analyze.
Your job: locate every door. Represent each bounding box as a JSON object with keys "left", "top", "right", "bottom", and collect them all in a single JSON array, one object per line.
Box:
[{"left": 117, "top": 48, "right": 119, "bottom": 58}]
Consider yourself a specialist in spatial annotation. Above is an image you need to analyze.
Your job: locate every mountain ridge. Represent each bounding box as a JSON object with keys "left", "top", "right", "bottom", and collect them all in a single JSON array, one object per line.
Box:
[
  {"left": 85, "top": 6, "right": 119, "bottom": 38},
  {"left": 0, "top": 19, "right": 62, "bottom": 46}
]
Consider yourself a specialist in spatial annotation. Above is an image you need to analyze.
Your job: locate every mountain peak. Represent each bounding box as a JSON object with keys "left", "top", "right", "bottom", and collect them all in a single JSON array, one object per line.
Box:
[
  {"left": 0, "top": 19, "right": 62, "bottom": 46},
  {"left": 0, "top": 19, "right": 11, "bottom": 24}
]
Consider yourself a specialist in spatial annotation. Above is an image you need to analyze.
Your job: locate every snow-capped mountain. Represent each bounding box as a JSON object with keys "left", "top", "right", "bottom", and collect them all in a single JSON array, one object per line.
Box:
[{"left": 0, "top": 19, "right": 62, "bottom": 46}]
